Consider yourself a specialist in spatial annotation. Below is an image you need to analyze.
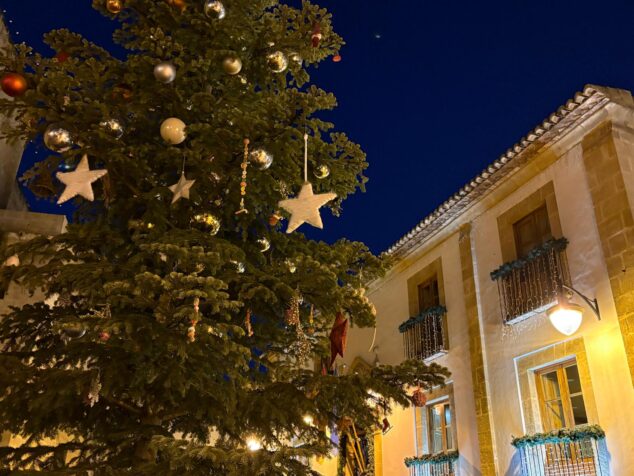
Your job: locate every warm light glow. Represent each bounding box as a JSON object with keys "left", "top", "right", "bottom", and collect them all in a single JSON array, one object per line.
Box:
[
  {"left": 303, "top": 414, "right": 314, "bottom": 426},
  {"left": 246, "top": 436, "right": 262, "bottom": 452},
  {"left": 548, "top": 303, "right": 583, "bottom": 336}
]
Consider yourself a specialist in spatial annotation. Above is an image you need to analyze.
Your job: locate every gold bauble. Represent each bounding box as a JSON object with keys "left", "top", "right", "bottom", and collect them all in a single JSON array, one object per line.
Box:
[
  {"left": 257, "top": 237, "right": 271, "bottom": 252},
  {"left": 192, "top": 213, "right": 221, "bottom": 235},
  {"left": 160, "top": 117, "right": 187, "bottom": 145},
  {"left": 99, "top": 118, "right": 124, "bottom": 139},
  {"left": 153, "top": 62, "right": 177, "bottom": 83},
  {"left": 222, "top": 57, "right": 242, "bottom": 75},
  {"left": 266, "top": 51, "right": 288, "bottom": 73},
  {"left": 204, "top": 0, "right": 225, "bottom": 19},
  {"left": 314, "top": 164, "right": 330, "bottom": 179},
  {"left": 106, "top": 0, "right": 124, "bottom": 14}
]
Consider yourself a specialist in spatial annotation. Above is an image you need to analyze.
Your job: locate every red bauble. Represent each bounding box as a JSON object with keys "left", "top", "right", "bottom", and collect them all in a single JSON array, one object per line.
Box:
[
  {"left": 55, "top": 51, "right": 70, "bottom": 63},
  {"left": 332, "top": 55, "right": 342, "bottom": 63},
  {"left": 411, "top": 388, "right": 427, "bottom": 407},
  {"left": 311, "top": 22, "right": 322, "bottom": 48},
  {"left": 1, "top": 72, "right": 28, "bottom": 97},
  {"left": 99, "top": 332, "right": 111, "bottom": 342}
]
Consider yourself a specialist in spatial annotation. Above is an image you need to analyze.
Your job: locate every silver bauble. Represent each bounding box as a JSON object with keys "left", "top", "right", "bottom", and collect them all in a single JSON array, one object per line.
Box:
[
  {"left": 266, "top": 51, "right": 288, "bottom": 73},
  {"left": 44, "top": 125, "right": 73, "bottom": 152},
  {"left": 314, "top": 164, "right": 330, "bottom": 179},
  {"left": 204, "top": 0, "right": 225, "bottom": 19},
  {"left": 99, "top": 118, "right": 124, "bottom": 139},
  {"left": 154, "top": 62, "right": 177, "bottom": 83},
  {"left": 249, "top": 148, "right": 273, "bottom": 170},
  {"left": 257, "top": 237, "right": 271, "bottom": 252}
]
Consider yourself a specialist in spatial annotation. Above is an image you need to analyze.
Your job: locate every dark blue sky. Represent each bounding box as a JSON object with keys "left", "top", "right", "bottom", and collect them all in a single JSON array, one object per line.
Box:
[{"left": 4, "top": 1, "right": 634, "bottom": 253}]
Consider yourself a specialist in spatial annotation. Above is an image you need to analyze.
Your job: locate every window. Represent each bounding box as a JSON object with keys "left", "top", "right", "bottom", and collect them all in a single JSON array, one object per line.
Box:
[
  {"left": 536, "top": 360, "right": 588, "bottom": 431},
  {"left": 418, "top": 278, "right": 439, "bottom": 311},
  {"left": 513, "top": 205, "right": 552, "bottom": 258},
  {"left": 429, "top": 401, "right": 453, "bottom": 453}
]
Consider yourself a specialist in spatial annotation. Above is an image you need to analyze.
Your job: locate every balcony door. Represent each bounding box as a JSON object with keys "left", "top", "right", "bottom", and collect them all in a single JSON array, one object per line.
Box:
[{"left": 513, "top": 205, "right": 552, "bottom": 258}]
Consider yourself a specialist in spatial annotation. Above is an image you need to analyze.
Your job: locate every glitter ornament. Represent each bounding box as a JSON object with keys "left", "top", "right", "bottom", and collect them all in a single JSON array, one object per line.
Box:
[
  {"left": 257, "top": 237, "right": 271, "bottom": 252},
  {"left": 249, "top": 148, "right": 273, "bottom": 170},
  {"left": 266, "top": 51, "right": 288, "bottom": 73},
  {"left": 204, "top": 0, "right": 225, "bottom": 18},
  {"left": 99, "top": 118, "right": 124, "bottom": 139},
  {"left": 160, "top": 117, "right": 187, "bottom": 144},
  {"left": 192, "top": 213, "right": 221, "bottom": 235},
  {"left": 1, "top": 72, "right": 28, "bottom": 97},
  {"left": 44, "top": 125, "right": 73, "bottom": 152},
  {"left": 314, "top": 164, "right": 330, "bottom": 179},
  {"left": 411, "top": 388, "right": 427, "bottom": 407},
  {"left": 154, "top": 62, "right": 177, "bottom": 83},
  {"left": 223, "top": 57, "right": 242, "bottom": 75}
]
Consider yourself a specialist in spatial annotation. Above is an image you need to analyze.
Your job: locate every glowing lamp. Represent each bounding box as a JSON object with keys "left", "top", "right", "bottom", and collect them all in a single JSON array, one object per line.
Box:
[
  {"left": 246, "top": 436, "right": 262, "bottom": 452},
  {"left": 547, "top": 302, "right": 584, "bottom": 336}
]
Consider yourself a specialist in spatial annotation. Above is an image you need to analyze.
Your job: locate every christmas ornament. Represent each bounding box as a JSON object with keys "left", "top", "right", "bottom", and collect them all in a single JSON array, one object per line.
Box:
[
  {"left": 86, "top": 374, "right": 102, "bottom": 407},
  {"left": 306, "top": 304, "right": 315, "bottom": 334},
  {"left": 187, "top": 324, "right": 196, "bottom": 342},
  {"left": 285, "top": 259, "right": 297, "bottom": 273},
  {"left": 223, "top": 57, "right": 242, "bottom": 75},
  {"left": 411, "top": 388, "right": 427, "bottom": 407},
  {"left": 288, "top": 52, "right": 302, "bottom": 66},
  {"left": 285, "top": 293, "right": 301, "bottom": 326},
  {"left": 106, "top": 0, "right": 124, "bottom": 14},
  {"left": 311, "top": 22, "right": 322, "bottom": 47},
  {"left": 99, "top": 118, "right": 124, "bottom": 139},
  {"left": 332, "top": 54, "right": 342, "bottom": 63},
  {"left": 204, "top": 0, "right": 225, "bottom": 18},
  {"left": 289, "top": 325, "right": 311, "bottom": 362},
  {"left": 249, "top": 148, "right": 273, "bottom": 170},
  {"left": 154, "top": 62, "right": 176, "bottom": 83},
  {"left": 236, "top": 138, "right": 250, "bottom": 214},
  {"left": 230, "top": 260, "right": 245, "bottom": 273},
  {"left": 278, "top": 134, "right": 336, "bottom": 233},
  {"left": 192, "top": 213, "right": 220, "bottom": 235},
  {"left": 168, "top": 172, "right": 195, "bottom": 204},
  {"left": 44, "top": 124, "right": 73, "bottom": 152},
  {"left": 113, "top": 83, "right": 133, "bottom": 101},
  {"left": 266, "top": 51, "right": 288, "bottom": 73},
  {"left": 3, "top": 255, "right": 19, "bottom": 267},
  {"left": 54, "top": 51, "right": 70, "bottom": 63},
  {"left": 160, "top": 117, "right": 187, "bottom": 144},
  {"left": 269, "top": 212, "right": 282, "bottom": 226},
  {"left": 245, "top": 308, "right": 254, "bottom": 337},
  {"left": 166, "top": 0, "right": 186, "bottom": 12},
  {"left": 257, "top": 237, "right": 271, "bottom": 252},
  {"left": 329, "top": 311, "right": 348, "bottom": 367},
  {"left": 1, "top": 72, "right": 28, "bottom": 97},
  {"left": 314, "top": 164, "right": 330, "bottom": 179},
  {"left": 62, "top": 325, "right": 86, "bottom": 339},
  {"left": 56, "top": 155, "right": 108, "bottom": 204},
  {"left": 99, "top": 331, "right": 111, "bottom": 342}
]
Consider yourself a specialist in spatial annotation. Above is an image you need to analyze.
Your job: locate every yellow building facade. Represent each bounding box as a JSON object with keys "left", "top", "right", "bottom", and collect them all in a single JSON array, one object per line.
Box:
[{"left": 327, "top": 85, "right": 634, "bottom": 476}]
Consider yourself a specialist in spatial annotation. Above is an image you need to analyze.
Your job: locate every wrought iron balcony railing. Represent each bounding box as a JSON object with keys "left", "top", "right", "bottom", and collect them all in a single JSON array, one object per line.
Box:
[
  {"left": 491, "top": 238, "right": 571, "bottom": 323},
  {"left": 399, "top": 306, "right": 447, "bottom": 361},
  {"left": 512, "top": 425, "right": 608, "bottom": 476},
  {"left": 405, "top": 450, "right": 458, "bottom": 476}
]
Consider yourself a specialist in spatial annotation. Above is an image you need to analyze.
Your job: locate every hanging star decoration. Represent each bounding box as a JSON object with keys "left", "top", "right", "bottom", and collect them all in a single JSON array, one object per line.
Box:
[
  {"left": 56, "top": 154, "right": 108, "bottom": 204},
  {"left": 278, "top": 134, "right": 336, "bottom": 233},
  {"left": 168, "top": 172, "right": 195, "bottom": 204}
]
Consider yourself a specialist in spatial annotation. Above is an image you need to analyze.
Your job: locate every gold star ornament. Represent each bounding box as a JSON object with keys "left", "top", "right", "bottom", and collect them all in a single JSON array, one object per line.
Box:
[
  {"left": 278, "top": 182, "right": 336, "bottom": 233},
  {"left": 56, "top": 154, "right": 108, "bottom": 204},
  {"left": 168, "top": 173, "right": 195, "bottom": 204}
]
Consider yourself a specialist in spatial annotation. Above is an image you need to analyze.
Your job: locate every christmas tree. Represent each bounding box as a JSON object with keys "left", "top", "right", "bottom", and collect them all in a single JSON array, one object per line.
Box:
[{"left": 0, "top": 1, "right": 449, "bottom": 474}]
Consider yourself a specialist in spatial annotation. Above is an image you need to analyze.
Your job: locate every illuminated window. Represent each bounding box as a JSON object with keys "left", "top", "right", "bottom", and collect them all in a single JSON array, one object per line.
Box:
[{"left": 415, "top": 399, "right": 454, "bottom": 455}]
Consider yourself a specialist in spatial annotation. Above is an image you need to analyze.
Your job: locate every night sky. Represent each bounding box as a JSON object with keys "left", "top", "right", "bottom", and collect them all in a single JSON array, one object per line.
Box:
[{"left": 3, "top": 0, "right": 634, "bottom": 254}]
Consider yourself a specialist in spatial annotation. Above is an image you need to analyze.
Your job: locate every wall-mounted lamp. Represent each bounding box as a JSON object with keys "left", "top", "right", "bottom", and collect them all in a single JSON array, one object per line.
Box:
[{"left": 547, "top": 284, "right": 600, "bottom": 336}]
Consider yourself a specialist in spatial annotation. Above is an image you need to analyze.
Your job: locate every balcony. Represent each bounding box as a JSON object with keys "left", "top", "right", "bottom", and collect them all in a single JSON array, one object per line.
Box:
[
  {"left": 512, "top": 425, "right": 608, "bottom": 476},
  {"left": 490, "top": 238, "right": 570, "bottom": 323},
  {"left": 399, "top": 306, "right": 447, "bottom": 361},
  {"left": 405, "top": 450, "right": 458, "bottom": 476}
]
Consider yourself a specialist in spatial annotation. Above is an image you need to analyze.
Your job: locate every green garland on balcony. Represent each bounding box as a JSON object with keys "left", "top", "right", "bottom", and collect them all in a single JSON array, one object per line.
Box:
[
  {"left": 404, "top": 450, "right": 459, "bottom": 467},
  {"left": 398, "top": 305, "right": 447, "bottom": 333},
  {"left": 490, "top": 237, "right": 569, "bottom": 281},
  {"left": 511, "top": 425, "right": 605, "bottom": 449}
]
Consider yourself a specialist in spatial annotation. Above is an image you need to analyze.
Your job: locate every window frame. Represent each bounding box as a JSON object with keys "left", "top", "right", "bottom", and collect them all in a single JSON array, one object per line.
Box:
[
  {"left": 427, "top": 399, "right": 454, "bottom": 454},
  {"left": 417, "top": 276, "right": 440, "bottom": 312},
  {"left": 535, "top": 359, "right": 588, "bottom": 431}
]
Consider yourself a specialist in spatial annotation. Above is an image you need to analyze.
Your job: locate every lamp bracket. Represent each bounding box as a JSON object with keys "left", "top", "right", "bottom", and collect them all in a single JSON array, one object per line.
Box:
[{"left": 561, "top": 284, "right": 601, "bottom": 321}]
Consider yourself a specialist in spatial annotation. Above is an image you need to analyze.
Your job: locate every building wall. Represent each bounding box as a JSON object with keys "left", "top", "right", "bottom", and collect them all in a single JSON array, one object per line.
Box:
[{"left": 333, "top": 91, "right": 634, "bottom": 476}]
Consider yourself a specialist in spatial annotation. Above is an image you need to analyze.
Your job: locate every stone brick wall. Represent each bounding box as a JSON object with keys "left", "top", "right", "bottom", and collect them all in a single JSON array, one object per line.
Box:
[
  {"left": 582, "top": 121, "right": 634, "bottom": 386},
  {"left": 458, "top": 224, "right": 497, "bottom": 476}
]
